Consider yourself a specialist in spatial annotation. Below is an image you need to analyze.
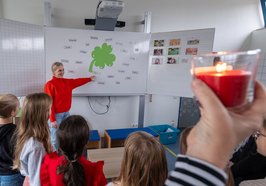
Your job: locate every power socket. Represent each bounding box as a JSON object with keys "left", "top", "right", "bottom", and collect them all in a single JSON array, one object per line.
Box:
[
  {"left": 171, "top": 120, "right": 176, "bottom": 127},
  {"left": 132, "top": 123, "right": 138, "bottom": 128}
]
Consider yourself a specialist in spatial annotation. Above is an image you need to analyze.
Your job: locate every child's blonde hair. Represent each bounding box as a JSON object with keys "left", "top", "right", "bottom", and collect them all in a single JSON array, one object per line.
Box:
[
  {"left": 116, "top": 131, "right": 168, "bottom": 186},
  {"left": 179, "top": 127, "right": 192, "bottom": 154},
  {"left": 13, "top": 93, "right": 53, "bottom": 169},
  {"left": 0, "top": 94, "right": 19, "bottom": 118}
]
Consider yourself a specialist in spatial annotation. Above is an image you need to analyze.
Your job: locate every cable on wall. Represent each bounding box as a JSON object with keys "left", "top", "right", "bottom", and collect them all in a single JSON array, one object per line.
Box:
[{"left": 88, "top": 96, "right": 111, "bottom": 115}]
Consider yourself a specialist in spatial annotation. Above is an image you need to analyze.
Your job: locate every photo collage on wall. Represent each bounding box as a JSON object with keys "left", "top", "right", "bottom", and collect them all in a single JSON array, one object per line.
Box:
[{"left": 151, "top": 37, "right": 200, "bottom": 65}]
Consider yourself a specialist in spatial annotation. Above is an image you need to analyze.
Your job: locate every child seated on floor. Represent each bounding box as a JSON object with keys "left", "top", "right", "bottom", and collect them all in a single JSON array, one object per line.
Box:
[{"left": 40, "top": 115, "right": 106, "bottom": 186}]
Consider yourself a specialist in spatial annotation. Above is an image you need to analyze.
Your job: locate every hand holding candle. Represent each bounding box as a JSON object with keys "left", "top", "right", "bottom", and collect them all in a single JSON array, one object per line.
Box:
[{"left": 192, "top": 50, "right": 260, "bottom": 111}]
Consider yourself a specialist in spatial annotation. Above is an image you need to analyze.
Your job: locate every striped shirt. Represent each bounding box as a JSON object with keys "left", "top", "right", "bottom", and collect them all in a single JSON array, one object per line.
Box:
[{"left": 165, "top": 155, "right": 227, "bottom": 186}]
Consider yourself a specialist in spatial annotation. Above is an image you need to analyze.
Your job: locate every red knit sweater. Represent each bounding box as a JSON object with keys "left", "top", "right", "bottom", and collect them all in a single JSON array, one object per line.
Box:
[
  {"left": 40, "top": 152, "right": 107, "bottom": 186},
  {"left": 44, "top": 76, "right": 92, "bottom": 122}
]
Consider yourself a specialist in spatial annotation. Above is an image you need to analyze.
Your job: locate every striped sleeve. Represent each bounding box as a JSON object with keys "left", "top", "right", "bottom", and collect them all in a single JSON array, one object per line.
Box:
[{"left": 165, "top": 154, "right": 227, "bottom": 186}]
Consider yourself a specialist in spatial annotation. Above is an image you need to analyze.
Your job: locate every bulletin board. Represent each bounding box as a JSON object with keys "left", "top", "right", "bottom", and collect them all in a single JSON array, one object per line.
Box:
[
  {"left": 249, "top": 29, "right": 266, "bottom": 86},
  {"left": 45, "top": 27, "right": 150, "bottom": 96},
  {"left": 0, "top": 19, "right": 45, "bottom": 96},
  {"left": 147, "top": 28, "right": 215, "bottom": 97}
]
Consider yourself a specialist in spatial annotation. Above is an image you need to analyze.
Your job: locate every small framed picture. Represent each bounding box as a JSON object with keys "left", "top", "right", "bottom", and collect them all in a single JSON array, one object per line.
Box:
[
  {"left": 154, "top": 40, "right": 164, "bottom": 47},
  {"left": 169, "top": 39, "right": 181, "bottom": 46},
  {"left": 152, "top": 58, "right": 163, "bottom": 65},
  {"left": 185, "top": 48, "right": 198, "bottom": 55},
  {"left": 187, "top": 39, "right": 200, "bottom": 45},
  {"left": 180, "top": 58, "right": 189, "bottom": 63},
  {"left": 168, "top": 48, "right": 179, "bottom": 55},
  {"left": 153, "top": 49, "right": 163, "bottom": 56},
  {"left": 167, "top": 57, "right": 177, "bottom": 64}
]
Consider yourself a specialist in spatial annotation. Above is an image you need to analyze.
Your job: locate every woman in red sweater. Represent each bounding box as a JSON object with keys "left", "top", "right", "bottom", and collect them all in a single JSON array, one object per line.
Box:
[
  {"left": 44, "top": 62, "right": 95, "bottom": 150},
  {"left": 40, "top": 115, "right": 106, "bottom": 186}
]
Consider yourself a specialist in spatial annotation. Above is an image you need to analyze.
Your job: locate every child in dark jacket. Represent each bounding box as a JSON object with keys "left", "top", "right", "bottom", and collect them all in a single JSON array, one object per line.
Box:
[{"left": 0, "top": 94, "right": 24, "bottom": 186}]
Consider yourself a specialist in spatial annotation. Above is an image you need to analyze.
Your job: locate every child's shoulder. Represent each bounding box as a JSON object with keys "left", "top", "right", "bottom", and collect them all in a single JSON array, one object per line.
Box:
[
  {"left": 21, "top": 137, "right": 44, "bottom": 153},
  {"left": 24, "top": 137, "right": 45, "bottom": 149},
  {"left": 0, "top": 123, "right": 16, "bottom": 143},
  {"left": 42, "top": 152, "right": 60, "bottom": 165},
  {"left": 80, "top": 156, "right": 104, "bottom": 170},
  {"left": 0, "top": 123, "right": 16, "bottom": 129},
  {"left": 82, "top": 156, "right": 103, "bottom": 165},
  {"left": 0, "top": 123, "right": 16, "bottom": 133},
  {"left": 45, "top": 151, "right": 59, "bottom": 159}
]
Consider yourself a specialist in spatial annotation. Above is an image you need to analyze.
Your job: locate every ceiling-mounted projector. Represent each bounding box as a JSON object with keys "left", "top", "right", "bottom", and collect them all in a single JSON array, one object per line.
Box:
[
  {"left": 84, "top": 0, "right": 125, "bottom": 31},
  {"left": 97, "top": 0, "right": 124, "bottom": 19}
]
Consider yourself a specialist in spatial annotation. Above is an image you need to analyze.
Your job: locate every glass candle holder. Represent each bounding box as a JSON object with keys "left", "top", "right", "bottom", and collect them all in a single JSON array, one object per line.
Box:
[{"left": 191, "top": 49, "right": 261, "bottom": 112}]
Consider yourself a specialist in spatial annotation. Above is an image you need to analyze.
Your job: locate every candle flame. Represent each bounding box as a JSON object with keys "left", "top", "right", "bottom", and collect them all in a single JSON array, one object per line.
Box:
[{"left": 215, "top": 62, "right": 227, "bottom": 72}]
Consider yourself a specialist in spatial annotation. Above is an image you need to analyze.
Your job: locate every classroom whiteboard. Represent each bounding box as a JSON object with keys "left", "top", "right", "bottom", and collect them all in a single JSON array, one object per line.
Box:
[
  {"left": 0, "top": 19, "right": 45, "bottom": 96},
  {"left": 249, "top": 29, "right": 266, "bottom": 86},
  {"left": 147, "top": 28, "right": 215, "bottom": 97},
  {"left": 45, "top": 27, "right": 150, "bottom": 96}
]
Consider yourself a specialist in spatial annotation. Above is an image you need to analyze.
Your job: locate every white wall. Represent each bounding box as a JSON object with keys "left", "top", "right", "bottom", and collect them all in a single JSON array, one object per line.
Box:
[
  {"left": 2, "top": 0, "right": 263, "bottom": 51},
  {"left": 144, "top": 94, "right": 180, "bottom": 127},
  {"left": 2, "top": 0, "right": 43, "bottom": 25},
  {"left": 0, "top": 1, "right": 3, "bottom": 18},
  {"left": 71, "top": 96, "right": 139, "bottom": 133},
  {"left": 2, "top": 0, "right": 264, "bottom": 134}
]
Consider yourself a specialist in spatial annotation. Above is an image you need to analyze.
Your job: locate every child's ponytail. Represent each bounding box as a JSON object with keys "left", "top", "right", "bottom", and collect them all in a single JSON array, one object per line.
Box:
[
  {"left": 56, "top": 115, "right": 89, "bottom": 186},
  {"left": 57, "top": 152, "right": 85, "bottom": 186}
]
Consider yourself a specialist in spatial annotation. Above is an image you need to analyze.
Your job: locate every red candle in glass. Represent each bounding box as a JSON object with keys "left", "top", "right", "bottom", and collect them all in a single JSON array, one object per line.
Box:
[{"left": 196, "top": 69, "right": 251, "bottom": 107}]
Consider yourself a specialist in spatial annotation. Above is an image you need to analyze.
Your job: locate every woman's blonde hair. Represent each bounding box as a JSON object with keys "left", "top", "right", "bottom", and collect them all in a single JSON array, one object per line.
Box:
[
  {"left": 0, "top": 94, "right": 19, "bottom": 118},
  {"left": 51, "top": 62, "right": 63, "bottom": 73},
  {"left": 13, "top": 93, "right": 53, "bottom": 169},
  {"left": 116, "top": 131, "right": 168, "bottom": 186}
]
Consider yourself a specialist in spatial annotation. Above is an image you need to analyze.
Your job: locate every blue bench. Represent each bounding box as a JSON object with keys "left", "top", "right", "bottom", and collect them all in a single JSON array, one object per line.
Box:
[
  {"left": 86, "top": 130, "right": 101, "bottom": 149},
  {"left": 104, "top": 127, "right": 159, "bottom": 148}
]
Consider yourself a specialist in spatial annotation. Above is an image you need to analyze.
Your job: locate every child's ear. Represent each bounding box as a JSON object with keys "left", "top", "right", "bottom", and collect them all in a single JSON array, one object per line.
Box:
[
  {"left": 11, "top": 110, "right": 16, "bottom": 117},
  {"left": 11, "top": 105, "right": 20, "bottom": 117}
]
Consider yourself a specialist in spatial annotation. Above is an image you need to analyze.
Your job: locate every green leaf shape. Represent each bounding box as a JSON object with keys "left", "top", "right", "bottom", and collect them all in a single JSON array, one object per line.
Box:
[{"left": 89, "top": 43, "right": 116, "bottom": 72}]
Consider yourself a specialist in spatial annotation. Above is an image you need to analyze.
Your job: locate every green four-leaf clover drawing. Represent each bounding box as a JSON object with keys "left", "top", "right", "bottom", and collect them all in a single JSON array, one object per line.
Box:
[{"left": 89, "top": 43, "right": 116, "bottom": 72}]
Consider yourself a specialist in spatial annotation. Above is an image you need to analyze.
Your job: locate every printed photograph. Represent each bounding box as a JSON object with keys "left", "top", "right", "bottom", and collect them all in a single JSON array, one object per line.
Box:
[
  {"left": 187, "top": 39, "right": 200, "bottom": 45},
  {"left": 152, "top": 58, "right": 163, "bottom": 65},
  {"left": 185, "top": 48, "right": 198, "bottom": 55},
  {"left": 153, "top": 49, "right": 163, "bottom": 56},
  {"left": 168, "top": 48, "right": 179, "bottom": 55},
  {"left": 181, "top": 58, "right": 189, "bottom": 63},
  {"left": 154, "top": 40, "right": 164, "bottom": 47},
  {"left": 167, "top": 57, "right": 177, "bottom": 64},
  {"left": 169, "top": 39, "right": 181, "bottom": 46}
]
